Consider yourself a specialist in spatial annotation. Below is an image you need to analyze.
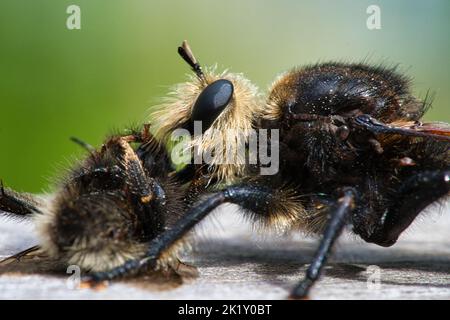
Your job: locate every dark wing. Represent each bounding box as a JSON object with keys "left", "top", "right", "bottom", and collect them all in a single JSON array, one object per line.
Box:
[
  {"left": 389, "top": 120, "right": 450, "bottom": 140},
  {"left": 353, "top": 115, "right": 450, "bottom": 142}
]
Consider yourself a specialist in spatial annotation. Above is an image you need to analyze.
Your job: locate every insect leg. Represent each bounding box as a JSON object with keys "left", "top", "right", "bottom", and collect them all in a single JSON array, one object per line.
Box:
[
  {"left": 81, "top": 185, "right": 279, "bottom": 282},
  {"left": 0, "top": 180, "right": 43, "bottom": 217},
  {"left": 290, "top": 187, "right": 356, "bottom": 299},
  {"left": 107, "top": 136, "right": 156, "bottom": 202},
  {"left": 108, "top": 134, "right": 170, "bottom": 240}
]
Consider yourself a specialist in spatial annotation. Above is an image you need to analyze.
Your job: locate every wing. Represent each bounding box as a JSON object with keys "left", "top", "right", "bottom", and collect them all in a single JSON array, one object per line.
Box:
[
  {"left": 389, "top": 120, "right": 450, "bottom": 140},
  {"left": 353, "top": 115, "right": 450, "bottom": 142},
  {"left": 0, "top": 246, "right": 66, "bottom": 275},
  {"left": 0, "top": 246, "right": 42, "bottom": 266}
]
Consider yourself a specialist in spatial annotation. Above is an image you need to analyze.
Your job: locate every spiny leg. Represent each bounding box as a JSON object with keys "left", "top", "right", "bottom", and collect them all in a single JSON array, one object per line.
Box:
[
  {"left": 107, "top": 135, "right": 156, "bottom": 202},
  {"left": 0, "top": 180, "right": 42, "bottom": 217},
  {"left": 81, "top": 184, "right": 287, "bottom": 282},
  {"left": 290, "top": 187, "right": 356, "bottom": 299},
  {"left": 110, "top": 124, "right": 169, "bottom": 189},
  {"left": 106, "top": 132, "right": 169, "bottom": 239},
  {"left": 81, "top": 191, "right": 226, "bottom": 282}
]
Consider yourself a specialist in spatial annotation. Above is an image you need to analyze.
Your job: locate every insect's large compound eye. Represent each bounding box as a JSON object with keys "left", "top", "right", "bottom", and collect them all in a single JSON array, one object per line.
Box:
[{"left": 191, "top": 79, "right": 234, "bottom": 132}]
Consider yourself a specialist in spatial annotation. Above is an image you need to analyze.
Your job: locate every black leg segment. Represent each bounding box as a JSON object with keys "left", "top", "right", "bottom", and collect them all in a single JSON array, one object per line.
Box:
[
  {"left": 0, "top": 180, "right": 42, "bottom": 217},
  {"left": 290, "top": 187, "right": 356, "bottom": 299},
  {"left": 82, "top": 185, "right": 278, "bottom": 282}
]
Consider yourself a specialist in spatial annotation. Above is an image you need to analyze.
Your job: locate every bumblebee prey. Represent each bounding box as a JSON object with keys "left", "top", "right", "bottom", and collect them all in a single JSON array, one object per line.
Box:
[{"left": 0, "top": 125, "right": 190, "bottom": 279}]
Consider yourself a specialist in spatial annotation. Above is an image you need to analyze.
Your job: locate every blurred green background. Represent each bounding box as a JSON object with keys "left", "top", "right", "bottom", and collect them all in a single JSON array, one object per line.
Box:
[{"left": 0, "top": 0, "right": 449, "bottom": 192}]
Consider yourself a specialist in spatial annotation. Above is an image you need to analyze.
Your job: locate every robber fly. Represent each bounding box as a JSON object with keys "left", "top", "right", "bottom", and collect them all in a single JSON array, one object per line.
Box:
[{"left": 41, "top": 42, "right": 450, "bottom": 299}]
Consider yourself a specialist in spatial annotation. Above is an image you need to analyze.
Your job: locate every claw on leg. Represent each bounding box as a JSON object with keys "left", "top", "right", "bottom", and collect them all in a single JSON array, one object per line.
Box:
[
  {"left": 79, "top": 278, "right": 109, "bottom": 291},
  {"left": 289, "top": 279, "right": 313, "bottom": 299}
]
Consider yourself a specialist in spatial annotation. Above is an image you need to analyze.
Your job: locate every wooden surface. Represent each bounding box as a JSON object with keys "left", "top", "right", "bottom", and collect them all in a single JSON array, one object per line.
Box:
[{"left": 0, "top": 202, "right": 449, "bottom": 300}]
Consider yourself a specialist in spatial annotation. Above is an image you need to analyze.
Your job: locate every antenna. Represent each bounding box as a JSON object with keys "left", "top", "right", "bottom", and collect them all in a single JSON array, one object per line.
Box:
[{"left": 178, "top": 40, "right": 205, "bottom": 81}]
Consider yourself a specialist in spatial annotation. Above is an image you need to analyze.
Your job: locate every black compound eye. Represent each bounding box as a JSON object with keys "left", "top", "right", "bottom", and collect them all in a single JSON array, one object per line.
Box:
[{"left": 191, "top": 79, "right": 234, "bottom": 132}]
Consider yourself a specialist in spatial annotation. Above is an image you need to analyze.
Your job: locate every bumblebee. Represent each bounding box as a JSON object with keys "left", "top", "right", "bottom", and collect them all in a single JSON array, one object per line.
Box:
[
  {"left": 81, "top": 41, "right": 449, "bottom": 299},
  {"left": 0, "top": 125, "right": 190, "bottom": 281}
]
